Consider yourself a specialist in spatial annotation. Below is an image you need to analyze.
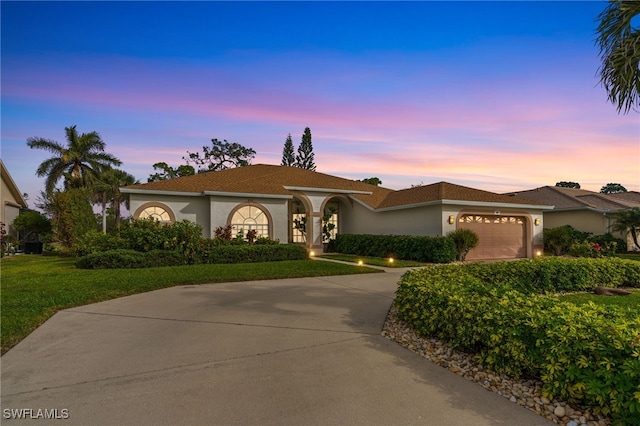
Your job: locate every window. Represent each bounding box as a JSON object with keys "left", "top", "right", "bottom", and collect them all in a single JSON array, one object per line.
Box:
[
  {"left": 322, "top": 203, "right": 339, "bottom": 243},
  {"left": 292, "top": 213, "right": 307, "bottom": 243},
  {"left": 136, "top": 204, "right": 174, "bottom": 223},
  {"left": 231, "top": 205, "right": 269, "bottom": 239}
]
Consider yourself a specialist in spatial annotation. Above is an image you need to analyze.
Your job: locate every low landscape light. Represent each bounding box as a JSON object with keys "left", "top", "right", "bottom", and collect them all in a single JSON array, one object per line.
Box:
[
  {"left": 358, "top": 260, "right": 364, "bottom": 266},
  {"left": 309, "top": 251, "right": 315, "bottom": 257},
  {"left": 388, "top": 257, "right": 394, "bottom": 264}
]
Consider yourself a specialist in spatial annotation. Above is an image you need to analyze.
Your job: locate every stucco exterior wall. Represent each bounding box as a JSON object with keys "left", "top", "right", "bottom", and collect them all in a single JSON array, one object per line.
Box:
[
  {"left": 543, "top": 210, "right": 616, "bottom": 237},
  {"left": 208, "top": 196, "right": 289, "bottom": 241},
  {"left": 129, "top": 194, "right": 211, "bottom": 237},
  {"left": 341, "top": 202, "right": 445, "bottom": 236}
]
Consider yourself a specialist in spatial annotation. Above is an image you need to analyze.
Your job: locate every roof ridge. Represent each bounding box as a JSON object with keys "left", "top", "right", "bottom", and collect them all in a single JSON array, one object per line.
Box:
[
  {"left": 546, "top": 185, "right": 593, "bottom": 208},
  {"left": 576, "top": 192, "right": 631, "bottom": 209}
]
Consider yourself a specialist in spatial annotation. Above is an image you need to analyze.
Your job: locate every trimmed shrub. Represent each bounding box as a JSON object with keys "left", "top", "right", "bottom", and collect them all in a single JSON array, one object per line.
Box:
[
  {"left": 448, "top": 228, "right": 479, "bottom": 261},
  {"left": 331, "top": 234, "right": 456, "bottom": 263},
  {"left": 76, "top": 249, "right": 148, "bottom": 269},
  {"left": 394, "top": 257, "right": 640, "bottom": 422},
  {"left": 200, "top": 244, "right": 307, "bottom": 264}
]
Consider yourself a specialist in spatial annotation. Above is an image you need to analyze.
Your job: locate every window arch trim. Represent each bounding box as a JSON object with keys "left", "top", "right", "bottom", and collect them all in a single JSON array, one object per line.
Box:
[
  {"left": 227, "top": 202, "right": 273, "bottom": 240},
  {"left": 133, "top": 202, "right": 176, "bottom": 223}
]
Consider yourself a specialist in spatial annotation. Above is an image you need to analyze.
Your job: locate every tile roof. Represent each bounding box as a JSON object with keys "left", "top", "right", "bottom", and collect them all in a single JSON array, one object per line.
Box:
[
  {"left": 506, "top": 186, "right": 640, "bottom": 211},
  {"left": 124, "top": 164, "right": 548, "bottom": 210}
]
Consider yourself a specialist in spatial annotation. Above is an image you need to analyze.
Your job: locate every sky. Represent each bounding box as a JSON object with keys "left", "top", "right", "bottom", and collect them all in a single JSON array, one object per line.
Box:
[{"left": 2, "top": 1, "right": 639, "bottom": 209}]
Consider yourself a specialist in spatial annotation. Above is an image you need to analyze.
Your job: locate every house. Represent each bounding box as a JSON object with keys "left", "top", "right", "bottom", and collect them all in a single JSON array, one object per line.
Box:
[
  {"left": 121, "top": 164, "right": 552, "bottom": 261},
  {"left": 0, "top": 160, "right": 28, "bottom": 239},
  {"left": 507, "top": 186, "right": 640, "bottom": 251}
]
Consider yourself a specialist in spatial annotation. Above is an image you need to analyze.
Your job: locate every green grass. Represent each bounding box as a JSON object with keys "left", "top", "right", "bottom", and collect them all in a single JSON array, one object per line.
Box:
[
  {"left": 1, "top": 255, "right": 381, "bottom": 354},
  {"left": 318, "top": 253, "right": 428, "bottom": 268},
  {"left": 616, "top": 253, "right": 640, "bottom": 261},
  {"left": 558, "top": 289, "right": 640, "bottom": 311}
]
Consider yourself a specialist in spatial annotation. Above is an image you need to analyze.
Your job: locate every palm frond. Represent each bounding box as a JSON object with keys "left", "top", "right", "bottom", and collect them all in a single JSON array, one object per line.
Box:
[{"left": 596, "top": 0, "right": 640, "bottom": 114}]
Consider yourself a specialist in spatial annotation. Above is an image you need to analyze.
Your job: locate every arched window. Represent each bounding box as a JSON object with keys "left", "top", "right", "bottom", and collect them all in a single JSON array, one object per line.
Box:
[
  {"left": 134, "top": 202, "right": 175, "bottom": 223},
  {"left": 230, "top": 205, "right": 269, "bottom": 239}
]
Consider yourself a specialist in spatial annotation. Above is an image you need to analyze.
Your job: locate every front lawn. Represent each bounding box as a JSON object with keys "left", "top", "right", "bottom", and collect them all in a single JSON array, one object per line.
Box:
[
  {"left": 558, "top": 289, "right": 640, "bottom": 311},
  {"left": 319, "top": 253, "right": 428, "bottom": 268},
  {"left": 1, "top": 255, "right": 380, "bottom": 354}
]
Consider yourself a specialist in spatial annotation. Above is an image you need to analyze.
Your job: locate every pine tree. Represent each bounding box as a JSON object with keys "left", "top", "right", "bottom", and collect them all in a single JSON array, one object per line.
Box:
[
  {"left": 281, "top": 134, "right": 295, "bottom": 166},
  {"left": 296, "top": 127, "right": 316, "bottom": 171}
]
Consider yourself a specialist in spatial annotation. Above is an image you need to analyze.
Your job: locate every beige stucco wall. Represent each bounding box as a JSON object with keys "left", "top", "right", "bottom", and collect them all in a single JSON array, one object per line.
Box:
[
  {"left": 341, "top": 202, "right": 445, "bottom": 236},
  {"left": 543, "top": 210, "right": 619, "bottom": 238}
]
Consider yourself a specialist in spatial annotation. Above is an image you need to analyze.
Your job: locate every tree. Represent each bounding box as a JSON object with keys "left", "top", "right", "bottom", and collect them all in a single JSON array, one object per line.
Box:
[
  {"left": 50, "top": 188, "right": 98, "bottom": 247},
  {"left": 596, "top": 0, "right": 640, "bottom": 114},
  {"left": 147, "top": 162, "right": 195, "bottom": 182},
  {"left": 184, "top": 139, "right": 256, "bottom": 173},
  {"left": 93, "top": 168, "right": 137, "bottom": 232},
  {"left": 295, "top": 127, "right": 316, "bottom": 171},
  {"left": 359, "top": 177, "right": 382, "bottom": 186},
  {"left": 610, "top": 207, "right": 640, "bottom": 250},
  {"left": 555, "top": 181, "right": 581, "bottom": 189},
  {"left": 601, "top": 182, "right": 627, "bottom": 194},
  {"left": 281, "top": 134, "right": 296, "bottom": 167},
  {"left": 12, "top": 210, "right": 51, "bottom": 243},
  {"left": 27, "top": 125, "right": 122, "bottom": 195}
]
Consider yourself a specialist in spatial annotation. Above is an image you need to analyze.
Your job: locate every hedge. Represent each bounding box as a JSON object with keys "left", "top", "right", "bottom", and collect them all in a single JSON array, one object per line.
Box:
[
  {"left": 329, "top": 233, "right": 456, "bottom": 263},
  {"left": 199, "top": 244, "right": 308, "bottom": 264},
  {"left": 76, "top": 245, "right": 308, "bottom": 269},
  {"left": 394, "top": 257, "right": 640, "bottom": 423}
]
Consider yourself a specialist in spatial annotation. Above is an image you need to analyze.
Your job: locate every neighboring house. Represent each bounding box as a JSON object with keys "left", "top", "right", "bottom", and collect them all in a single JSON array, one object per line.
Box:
[
  {"left": 0, "top": 160, "right": 28, "bottom": 239},
  {"left": 121, "top": 164, "right": 552, "bottom": 261},
  {"left": 507, "top": 186, "right": 640, "bottom": 251}
]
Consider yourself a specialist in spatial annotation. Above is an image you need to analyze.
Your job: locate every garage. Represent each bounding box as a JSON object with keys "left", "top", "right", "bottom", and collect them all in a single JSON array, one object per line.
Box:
[{"left": 458, "top": 214, "right": 528, "bottom": 261}]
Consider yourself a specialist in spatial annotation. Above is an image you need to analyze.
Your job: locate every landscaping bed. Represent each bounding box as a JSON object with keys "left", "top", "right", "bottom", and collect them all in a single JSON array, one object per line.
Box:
[{"left": 393, "top": 257, "right": 640, "bottom": 424}]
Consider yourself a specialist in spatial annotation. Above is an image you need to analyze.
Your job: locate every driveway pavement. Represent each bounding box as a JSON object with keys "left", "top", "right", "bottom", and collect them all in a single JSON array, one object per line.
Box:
[{"left": 1, "top": 267, "right": 550, "bottom": 425}]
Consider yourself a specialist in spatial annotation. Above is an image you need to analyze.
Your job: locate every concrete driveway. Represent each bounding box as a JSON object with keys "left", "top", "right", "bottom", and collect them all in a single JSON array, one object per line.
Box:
[{"left": 1, "top": 268, "right": 550, "bottom": 425}]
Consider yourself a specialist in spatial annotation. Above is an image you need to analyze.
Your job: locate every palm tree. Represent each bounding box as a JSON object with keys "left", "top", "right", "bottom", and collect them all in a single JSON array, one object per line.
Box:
[
  {"left": 610, "top": 207, "right": 640, "bottom": 250},
  {"left": 596, "top": 0, "right": 640, "bottom": 114},
  {"left": 93, "top": 168, "right": 137, "bottom": 232},
  {"left": 27, "top": 125, "right": 122, "bottom": 195}
]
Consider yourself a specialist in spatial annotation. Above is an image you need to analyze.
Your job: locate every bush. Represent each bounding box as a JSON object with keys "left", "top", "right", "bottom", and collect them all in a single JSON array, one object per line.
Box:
[
  {"left": 74, "top": 230, "right": 127, "bottom": 257},
  {"left": 200, "top": 244, "right": 307, "bottom": 264},
  {"left": 76, "top": 249, "right": 187, "bottom": 269},
  {"left": 76, "top": 249, "right": 148, "bottom": 269},
  {"left": 75, "top": 219, "right": 203, "bottom": 264},
  {"left": 394, "top": 257, "right": 640, "bottom": 422},
  {"left": 447, "top": 229, "right": 479, "bottom": 261},
  {"left": 544, "top": 225, "right": 578, "bottom": 255},
  {"left": 331, "top": 234, "right": 456, "bottom": 263}
]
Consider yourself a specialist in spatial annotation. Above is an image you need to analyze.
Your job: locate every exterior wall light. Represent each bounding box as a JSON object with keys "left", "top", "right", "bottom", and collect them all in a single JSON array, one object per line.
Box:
[
  {"left": 448, "top": 215, "right": 455, "bottom": 224},
  {"left": 534, "top": 218, "right": 541, "bottom": 226}
]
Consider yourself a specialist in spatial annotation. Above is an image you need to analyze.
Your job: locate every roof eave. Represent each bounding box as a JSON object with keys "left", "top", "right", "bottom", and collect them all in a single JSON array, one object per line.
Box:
[
  {"left": 203, "top": 191, "right": 291, "bottom": 199},
  {"left": 120, "top": 188, "right": 202, "bottom": 197},
  {"left": 284, "top": 186, "right": 372, "bottom": 195}
]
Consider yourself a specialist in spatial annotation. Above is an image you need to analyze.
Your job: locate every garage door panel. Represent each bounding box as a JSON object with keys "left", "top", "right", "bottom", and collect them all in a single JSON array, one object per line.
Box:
[{"left": 459, "top": 215, "right": 527, "bottom": 261}]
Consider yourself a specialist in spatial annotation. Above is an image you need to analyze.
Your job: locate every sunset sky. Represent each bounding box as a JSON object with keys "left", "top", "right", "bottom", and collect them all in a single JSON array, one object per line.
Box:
[{"left": 2, "top": 1, "right": 638, "bottom": 207}]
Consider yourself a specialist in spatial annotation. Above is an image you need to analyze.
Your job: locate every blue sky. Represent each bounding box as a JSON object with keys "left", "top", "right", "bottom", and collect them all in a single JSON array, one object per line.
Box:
[{"left": 2, "top": 1, "right": 638, "bottom": 207}]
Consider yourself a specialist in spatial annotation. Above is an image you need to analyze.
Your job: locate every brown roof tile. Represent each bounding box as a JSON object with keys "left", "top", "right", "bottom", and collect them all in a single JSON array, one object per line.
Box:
[
  {"left": 507, "top": 186, "right": 640, "bottom": 211},
  {"left": 125, "top": 164, "right": 547, "bottom": 209}
]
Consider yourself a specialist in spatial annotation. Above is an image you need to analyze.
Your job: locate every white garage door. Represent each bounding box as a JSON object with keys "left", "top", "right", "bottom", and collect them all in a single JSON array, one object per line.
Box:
[{"left": 458, "top": 214, "right": 527, "bottom": 260}]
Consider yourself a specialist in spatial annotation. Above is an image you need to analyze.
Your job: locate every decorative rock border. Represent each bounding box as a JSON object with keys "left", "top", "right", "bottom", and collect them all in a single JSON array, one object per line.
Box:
[{"left": 381, "top": 306, "right": 612, "bottom": 426}]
